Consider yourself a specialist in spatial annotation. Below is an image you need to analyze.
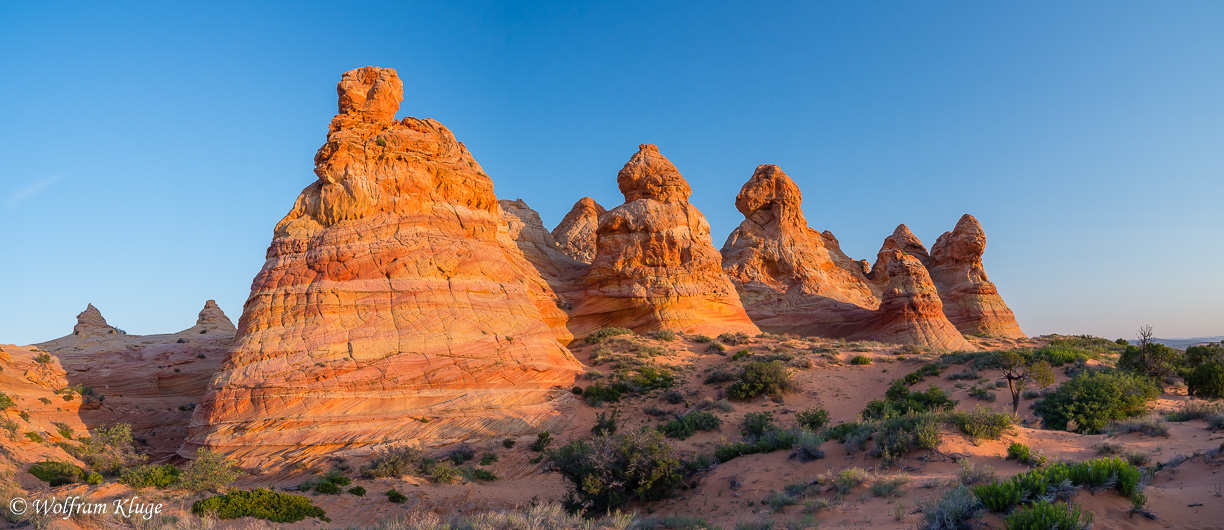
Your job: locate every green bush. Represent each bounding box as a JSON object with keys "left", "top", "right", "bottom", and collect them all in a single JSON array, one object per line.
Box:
[
  {"left": 731, "top": 349, "right": 752, "bottom": 361},
  {"left": 461, "top": 466, "right": 497, "bottom": 482},
  {"left": 179, "top": 448, "right": 240, "bottom": 492},
  {"left": 582, "top": 382, "right": 627, "bottom": 406},
  {"left": 1003, "top": 501, "right": 1093, "bottom": 530},
  {"left": 480, "top": 452, "right": 498, "bottom": 465},
  {"left": 119, "top": 464, "right": 180, "bottom": 489},
  {"left": 791, "top": 429, "right": 826, "bottom": 462},
  {"left": 647, "top": 329, "right": 677, "bottom": 342},
  {"left": 727, "top": 361, "right": 794, "bottom": 400},
  {"left": 627, "top": 365, "right": 675, "bottom": 391},
  {"left": 24, "top": 431, "right": 43, "bottom": 443},
  {"left": 713, "top": 428, "right": 799, "bottom": 463},
  {"left": 1119, "top": 343, "right": 1181, "bottom": 379},
  {"left": 502, "top": 438, "right": 516, "bottom": 449},
  {"left": 862, "top": 382, "right": 956, "bottom": 421},
  {"left": 0, "top": 392, "right": 14, "bottom": 409},
  {"left": 740, "top": 412, "right": 777, "bottom": 439},
  {"left": 34, "top": 353, "right": 53, "bottom": 364},
  {"left": 78, "top": 423, "right": 145, "bottom": 475},
  {"left": 191, "top": 488, "right": 328, "bottom": 523},
  {"left": 1184, "top": 361, "right": 1224, "bottom": 399},
  {"left": 1006, "top": 442, "right": 1046, "bottom": 467},
  {"left": 795, "top": 408, "right": 830, "bottom": 431},
  {"left": 86, "top": 472, "right": 103, "bottom": 485},
  {"left": 448, "top": 444, "right": 476, "bottom": 465},
  {"left": 548, "top": 428, "right": 683, "bottom": 515},
  {"left": 850, "top": 355, "right": 872, "bottom": 365},
  {"left": 874, "top": 412, "right": 942, "bottom": 461},
  {"left": 692, "top": 334, "right": 713, "bottom": 343},
  {"left": 902, "top": 363, "right": 943, "bottom": 385},
  {"left": 974, "top": 457, "right": 1139, "bottom": 513},
  {"left": 28, "top": 460, "right": 84, "bottom": 486},
  {"left": 585, "top": 328, "right": 632, "bottom": 344},
  {"left": 659, "top": 411, "right": 721, "bottom": 440},
  {"left": 348, "top": 486, "right": 366, "bottom": 496},
  {"left": 531, "top": 432, "right": 553, "bottom": 452},
  {"left": 315, "top": 480, "right": 341, "bottom": 494},
  {"left": 1034, "top": 370, "right": 1160, "bottom": 433},
  {"left": 952, "top": 406, "right": 1013, "bottom": 441},
  {"left": 385, "top": 489, "right": 407, "bottom": 503}
]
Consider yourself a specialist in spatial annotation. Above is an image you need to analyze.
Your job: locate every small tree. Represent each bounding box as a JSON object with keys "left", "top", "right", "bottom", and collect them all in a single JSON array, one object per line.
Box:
[
  {"left": 1119, "top": 325, "right": 1181, "bottom": 379},
  {"left": 999, "top": 352, "right": 1055, "bottom": 414}
]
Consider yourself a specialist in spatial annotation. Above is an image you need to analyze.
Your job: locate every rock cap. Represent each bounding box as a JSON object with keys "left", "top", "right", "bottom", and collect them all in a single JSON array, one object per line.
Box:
[
  {"left": 617, "top": 144, "right": 692, "bottom": 203},
  {"left": 336, "top": 66, "right": 403, "bottom": 121}
]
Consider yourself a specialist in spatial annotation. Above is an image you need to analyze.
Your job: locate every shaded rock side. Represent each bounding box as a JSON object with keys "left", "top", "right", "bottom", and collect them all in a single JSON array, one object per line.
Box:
[
  {"left": 570, "top": 144, "right": 760, "bottom": 337},
  {"left": 927, "top": 214, "right": 1025, "bottom": 338},
  {"left": 721, "top": 165, "right": 880, "bottom": 335},
  {"left": 500, "top": 198, "right": 587, "bottom": 308},
  {"left": 184, "top": 66, "right": 582, "bottom": 464},
  {"left": 34, "top": 301, "right": 234, "bottom": 462},
  {"left": 551, "top": 197, "right": 606, "bottom": 264}
]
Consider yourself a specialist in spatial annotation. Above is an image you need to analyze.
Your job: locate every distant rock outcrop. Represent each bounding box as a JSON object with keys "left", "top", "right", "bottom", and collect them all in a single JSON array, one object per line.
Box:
[
  {"left": 36, "top": 301, "right": 234, "bottom": 461},
  {"left": 928, "top": 214, "right": 1024, "bottom": 338},
  {"left": 184, "top": 66, "right": 582, "bottom": 464},
  {"left": 570, "top": 144, "right": 759, "bottom": 337},
  {"left": 721, "top": 165, "right": 975, "bottom": 349},
  {"left": 551, "top": 197, "right": 605, "bottom": 264}
]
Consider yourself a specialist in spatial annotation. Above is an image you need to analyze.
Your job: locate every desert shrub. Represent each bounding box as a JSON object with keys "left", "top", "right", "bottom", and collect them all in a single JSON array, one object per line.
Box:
[
  {"left": 180, "top": 448, "right": 240, "bottom": 492},
  {"left": 825, "top": 421, "right": 875, "bottom": 444},
  {"left": 315, "top": 480, "right": 341, "bottom": 494},
  {"left": 1167, "top": 400, "right": 1224, "bottom": 422},
  {"left": 627, "top": 365, "right": 676, "bottom": 391},
  {"left": 740, "top": 412, "right": 777, "bottom": 439},
  {"left": 1006, "top": 443, "right": 1047, "bottom": 467},
  {"left": 1184, "top": 361, "right": 1224, "bottom": 399},
  {"left": 582, "top": 382, "right": 627, "bottom": 406},
  {"left": 731, "top": 349, "right": 752, "bottom": 361},
  {"left": 0, "top": 393, "right": 14, "bottom": 410},
  {"left": 461, "top": 466, "right": 497, "bottom": 482},
  {"left": 795, "top": 408, "right": 830, "bottom": 431},
  {"left": 348, "top": 486, "right": 366, "bottom": 496},
  {"left": 973, "top": 457, "right": 1139, "bottom": 513},
  {"left": 1103, "top": 414, "right": 1169, "bottom": 437},
  {"left": 448, "top": 444, "right": 476, "bottom": 464},
  {"left": 119, "top": 464, "right": 180, "bottom": 489},
  {"left": 586, "top": 328, "right": 632, "bottom": 344},
  {"left": 874, "top": 412, "right": 942, "bottom": 461},
  {"left": 191, "top": 488, "right": 329, "bottom": 523},
  {"left": 727, "top": 361, "right": 794, "bottom": 400},
  {"left": 300, "top": 471, "right": 351, "bottom": 493},
  {"left": 659, "top": 411, "right": 721, "bottom": 440},
  {"left": 952, "top": 406, "right": 1013, "bottom": 441},
  {"left": 707, "top": 342, "right": 727, "bottom": 354},
  {"left": 428, "top": 461, "right": 460, "bottom": 484},
  {"left": 480, "top": 452, "right": 498, "bottom": 465},
  {"left": 29, "top": 460, "right": 84, "bottom": 486},
  {"left": 531, "top": 432, "right": 553, "bottom": 452},
  {"left": 1034, "top": 370, "right": 1160, "bottom": 433},
  {"left": 1003, "top": 500, "right": 1093, "bottom": 530},
  {"left": 34, "top": 353, "right": 53, "bottom": 364},
  {"left": 791, "top": 429, "right": 826, "bottom": 462},
  {"left": 361, "top": 445, "right": 423, "bottom": 479},
  {"left": 862, "top": 382, "right": 956, "bottom": 421},
  {"left": 385, "top": 489, "right": 407, "bottom": 503},
  {"left": 692, "top": 334, "right": 713, "bottom": 343},
  {"left": 662, "top": 389, "right": 685, "bottom": 405},
  {"left": 903, "top": 363, "right": 944, "bottom": 385},
  {"left": 1031, "top": 344, "right": 1092, "bottom": 366},
  {"left": 694, "top": 398, "right": 735, "bottom": 412},
  {"left": 1119, "top": 342, "right": 1181, "bottom": 379},
  {"left": 703, "top": 367, "right": 737, "bottom": 384},
  {"left": 1, "top": 420, "right": 17, "bottom": 440},
  {"left": 957, "top": 459, "right": 996, "bottom": 486},
  {"left": 86, "top": 472, "right": 103, "bottom": 485},
  {"left": 871, "top": 476, "right": 909, "bottom": 498},
  {"left": 648, "top": 329, "right": 677, "bottom": 342},
  {"left": 548, "top": 428, "right": 683, "bottom": 515},
  {"left": 1021, "top": 389, "right": 1042, "bottom": 399},
  {"left": 591, "top": 409, "right": 620, "bottom": 437},
  {"left": 52, "top": 422, "right": 73, "bottom": 439},
  {"left": 918, "top": 485, "right": 982, "bottom": 530},
  {"left": 76, "top": 423, "right": 146, "bottom": 475},
  {"left": 850, "top": 355, "right": 872, "bottom": 365},
  {"left": 718, "top": 332, "right": 750, "bottom": 345},
  {"left": 831, "top": 467, "right": 869, "bottom": 494},
  {"left": 968, "top": 386, "right": 997, "bottom": 402},
  {"left": 502, "top": 438, "right": 516, "bottom": 449},
  {"left": 714, "top": 429, "right": 799, "bottom": 463},
  {"left": 24, "top": 431, "right": 43, "bottom": 443}
]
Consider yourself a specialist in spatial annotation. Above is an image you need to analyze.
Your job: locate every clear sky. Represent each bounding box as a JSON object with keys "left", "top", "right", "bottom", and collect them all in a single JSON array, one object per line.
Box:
[{"left": 2, "top": 1, "right": 1221, "bottom": 345}]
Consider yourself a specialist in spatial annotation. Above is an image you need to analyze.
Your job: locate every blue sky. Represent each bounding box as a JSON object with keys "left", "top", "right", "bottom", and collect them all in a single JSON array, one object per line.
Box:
[{"left": 2, "top": 1, "right": 1221, "bottom": 344}]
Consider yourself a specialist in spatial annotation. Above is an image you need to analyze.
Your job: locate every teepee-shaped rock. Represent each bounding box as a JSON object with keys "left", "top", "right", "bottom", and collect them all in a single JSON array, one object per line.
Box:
[
  {"left": 552, "top": 197, "right": 606, "bottom": 264},
  {"left": 570, "top": 144, "right": 759, "bottom": 337},
  {"left": 928, "top": 214, "right": 1024, "bottom": 338},
  {"left": 184, "top": 66, "right": 583, "bottom": 463}
]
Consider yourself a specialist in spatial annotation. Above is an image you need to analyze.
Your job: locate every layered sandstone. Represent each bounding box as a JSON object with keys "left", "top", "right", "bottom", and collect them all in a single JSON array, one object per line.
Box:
[
  {"left": 570, "top": 144, "right": 759, "bottom": 337},
  {"left": 863, "top": 251, "right": 972, "bottom": 349},
  {"left": 551, "top": 197, "right": 605, "bottom": 264},
  {"left": 184, "top": 67, "right": 582, "bottom": 463},
  {"left": 35, "top": 302, "right": 234, "bottom": 461},
  {"left": 721, "top": 165, "right": 880, "bottom": 336},
  {"left": 501, "top": 198, "right": 587, "bottom": 309},
  {"left": 928, "top": 214, "right": 1025, "bottom": 338}
]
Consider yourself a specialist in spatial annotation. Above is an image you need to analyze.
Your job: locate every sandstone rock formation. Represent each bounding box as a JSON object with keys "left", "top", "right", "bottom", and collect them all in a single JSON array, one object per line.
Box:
[
  {"left": 721, "top": 165, "right": 972, "bottom": 349},
  {"left": 35, "top": 302, "right": 235, "bottom": 461},
  {"left": 184, "top": 67, "right": 582, "bottom": 464},
  {"left": 721, "top": 165, "right": 880, "bottom": 336},
  {"left": 570, "top": 144, "right": 759, "bottom": 337},
  {"left": 928, "top": 214, "right": 1024, "bottom": 338},
  {"left": 551, "top": 197, "right": 605, "bottom": 264}
]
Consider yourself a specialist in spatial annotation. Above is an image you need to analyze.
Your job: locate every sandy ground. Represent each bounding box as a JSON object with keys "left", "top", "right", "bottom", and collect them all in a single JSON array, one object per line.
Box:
[{"left": 4, "top": 334, "right": 1224, "bottom": 529}]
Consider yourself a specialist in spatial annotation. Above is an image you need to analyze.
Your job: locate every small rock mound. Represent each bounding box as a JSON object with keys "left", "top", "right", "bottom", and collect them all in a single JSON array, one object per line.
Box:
[
  {"left": 928, "top": 214, "right": 1024, "bottom": 338},
  {"left": 552, "top": 197, "right": 606, "bottom": 264}
]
